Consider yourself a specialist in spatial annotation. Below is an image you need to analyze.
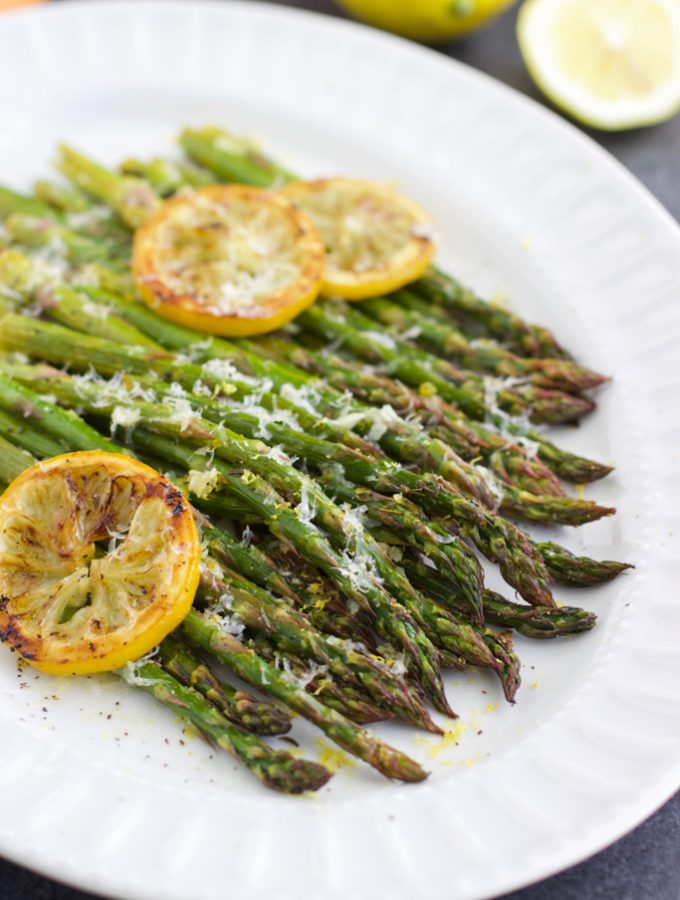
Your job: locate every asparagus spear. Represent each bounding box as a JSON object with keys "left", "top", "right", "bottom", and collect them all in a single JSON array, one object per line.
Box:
[
  {"left": 158, "top": 635, "right": 292, "bottom": 736},
  {"left": 55, "top": 144, "right": 160, "bottom": 228},
  {"left": 254, "top": 533, "right": 390, "bottom": 650},
  {"left": 181, "top": 610, "right": 428, "bottom": 782},
  {"left": 198, "top": 559, "right": 440, "bottom": 731},
  {"left": 43, "top": 144, "right": 598, "bottom": 436},
  {"left": 0, "top": 247, "right": 615, "bottom": 494},
  {"left": 480, "top": 630, "right": 521, "bottom": 702},
  {"left": 180, "top": 126, "right": 296, "bottom": 187},
  {"left": 33, "top": 282, "right": 161, "bottom": 349},
  {"left": 537, "top": 541, "right": 633, "bottom": 586},
  {"left": 360, "top": 293, "right": 607, "bottom": 392},
  {"left": 257, "top": 333, "right": 610, "bottom": 488},
  {"left": 0, "top": 371, "right": 121, "bottom": 454},
  {"left": 0, "top": 184, "right": 55, "bottom": 220},
  {"left": 414, "top": 267, "right": 573, "bottom": 360},
  {"left": 3, "top": 213, "right": 129, "bottom": 271},
  {"left": 0, "top": 345, "right": 555, "bottom": 614},
  {"left": 0, "top": 433, "right": 38, "bottom": 485},
  {"left": 146, "top": 432, "right": 452, "bottom": 715},
  {"left": 33, "top": 179, "right": 93, "bottom": 214},
  {"left": 245, "top": 634, "right": 394, "bottom": 725},
  {"left": 0, "top": 406, "right": 68, "bottom": 460},
  {"left": 299, "top": 300, "right": 594, "bottom": 426},
  {"left": 119, "top": 660, "right": 331, "bottom": 794},
  {"left": 120, "top": 157, "right": 216, "bottom": 194},
  {"left": 404, "top": 559, "right": 597, "bottom": 638}
]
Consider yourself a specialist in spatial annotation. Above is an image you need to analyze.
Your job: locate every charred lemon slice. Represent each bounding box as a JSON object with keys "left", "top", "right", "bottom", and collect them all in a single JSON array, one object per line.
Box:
[
  {"left": 0, "top": 451, "right": 200, "bottom": 675},
  {"left": 132, "top": 184, "right": 325, "bottom": 336},
  {"left": 281, "top": 177, "right": 435, "bottom": 300}
]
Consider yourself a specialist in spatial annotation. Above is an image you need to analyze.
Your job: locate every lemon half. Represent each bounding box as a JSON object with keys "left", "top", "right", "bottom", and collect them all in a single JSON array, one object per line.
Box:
[{"left": 518, "top": 0, "right": 680, "bottom": 130}]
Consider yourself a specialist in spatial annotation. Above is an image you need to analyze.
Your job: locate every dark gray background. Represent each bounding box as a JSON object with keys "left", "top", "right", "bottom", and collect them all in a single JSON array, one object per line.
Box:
[{"left": 2, "top": 1, "right": 679, "bottom": 898}]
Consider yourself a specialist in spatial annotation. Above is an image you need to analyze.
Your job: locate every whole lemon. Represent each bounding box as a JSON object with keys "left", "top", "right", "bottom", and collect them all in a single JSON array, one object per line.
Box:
[{"left": 337, "top": 0, "right": 518, "bottom": 42}]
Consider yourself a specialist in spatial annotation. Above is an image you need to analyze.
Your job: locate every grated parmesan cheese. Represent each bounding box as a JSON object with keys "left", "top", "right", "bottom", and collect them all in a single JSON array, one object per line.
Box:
[
  {"left": 187, "top": 467, "right": 222, "bottom": 499},
  {"left": 110, "top": 406, "right": 141, "bottom": 431}
]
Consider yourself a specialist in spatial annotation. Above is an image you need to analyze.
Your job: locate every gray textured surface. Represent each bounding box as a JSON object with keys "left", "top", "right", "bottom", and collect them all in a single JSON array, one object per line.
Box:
[{"left": 1, "top": 1, "right": 679, "bottom": 898}]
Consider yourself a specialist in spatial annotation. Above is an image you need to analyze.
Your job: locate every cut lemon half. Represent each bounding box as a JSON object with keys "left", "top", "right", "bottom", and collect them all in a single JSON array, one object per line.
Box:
[
  {"left": 281, "top": 178, "right": 436, "bottom": 300},
  {"left": 518, "top": 0, "right": 680, "bottom": 130},
  {"left": 132, "top": 184, "right": 325, "bottom": 336},
  {"left": 0, "top": 451, "right": 200, "bottom": 675}
]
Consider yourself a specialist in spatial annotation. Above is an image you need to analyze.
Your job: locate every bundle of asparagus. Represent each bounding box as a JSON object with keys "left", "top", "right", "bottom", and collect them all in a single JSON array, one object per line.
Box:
[{"left": 0, "top": 128, "right": 631, "bottom": 794}]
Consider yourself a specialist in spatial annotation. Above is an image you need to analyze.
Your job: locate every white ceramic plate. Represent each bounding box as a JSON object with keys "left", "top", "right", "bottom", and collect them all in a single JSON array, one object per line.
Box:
[{"left": 1, "top": 2, "right": 679, "bottom": 899}]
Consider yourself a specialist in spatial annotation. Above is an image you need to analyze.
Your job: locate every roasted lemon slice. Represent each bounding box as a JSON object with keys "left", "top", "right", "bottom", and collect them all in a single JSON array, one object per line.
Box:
[
  {"left": 132, "top": 184, "right": 325, "bottom": 336},
  {"left": 0, "top": 451, "right": 200, "bottom": 675},
  {"left": 281, "top": 177, "right": 435, "bottom": 300}
]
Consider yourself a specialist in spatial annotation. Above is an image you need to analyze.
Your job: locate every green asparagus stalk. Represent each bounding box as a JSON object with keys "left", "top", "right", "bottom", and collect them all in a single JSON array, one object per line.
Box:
[
  {"left": 480, "top": 630, "right": 521, "bottom": 702},
  {"left": 259, "top": 333, "right": 610, "bottom": 489},
  {"left": 0, "top": 184, "right": 55, "bottom": 220},
  {"left": 202, "top": 524, "right": 302, "bottom": 606},
  {"left": 404, "top": 559, "right": 597, "bottom": 638},
  {"left": 0, "top": 371, "right": 121, "bottom": 454},
  {"left": 198, "top": 559, "right": 440, "bottom": 730},
  {"left": 299, "top": 300, "right": 594, "bottom": 426},
  {"left": 34, "top": 283, "right": 161, "bottom": 349},
  {"left": 0, "top": 352, "right": 628, "bottom": 600},
  {"left": 120, "top": 157, "right": 216, "bottom": 194},
  {"left": 33, "top": 179, "right": 92, "bottom": 214},
  {"left": 254, "top": 533, "right": 390, "bottom": 650},
  {"left": 3, "top": 213, "right": 129, "bottom": 271},
  {"left": 0, "top": 406, "right": 67, "bottom": 460},
  {"left": 0, "top": 346, "right": 555, "bottom": 612},
  {"left": 202, "top": 481, "right": 516, "bottom": 700},
  {"left": 0, "top": 364, "right": 450, "bottom": 719},
  {"left": 119, "top": 660, "right": 331, "bottom": 793},
  {"left": 414, "top": 266, "right": 572, "bottom": 360},
  {"left": 537, "top": 541, "right": 633, "bottom": 586},
  {"left": 360, "top": 293, "right": 606, "bottom": 392},
  {"left": 0, "top": 433, "right": 37, "bottom": 484},
  {"left": 10, "top": 156, "right": 610, "bottom": 492},
  {"left": 252, "top": 336, "right": 613, "bottom": 525},
  {"left": 180, "top": 126, "right": 297, "bottom": 187},
  {"left": 181, "top": 610, "right": 428, "bottom": 782},
  {"left": 158, "top": 635, "right": 292, "bottom": 736},
  {"left": 244, "top": 634, "right": 394, "bottom": 725},
  {"left": 256, "top": 333, "right": 569, "bottom": 496},
  {"left": 56, "top": 145, "right": 161, "bottom": 228}
]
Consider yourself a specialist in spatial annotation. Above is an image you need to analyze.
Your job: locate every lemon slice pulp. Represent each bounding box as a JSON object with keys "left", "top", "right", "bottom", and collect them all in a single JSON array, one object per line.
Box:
[
  {"left": 518, "top": 0, "right": 680, "bottom": 130},
  {"left": 282, "top": 177, "right": 435, "bottom": 300}
]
